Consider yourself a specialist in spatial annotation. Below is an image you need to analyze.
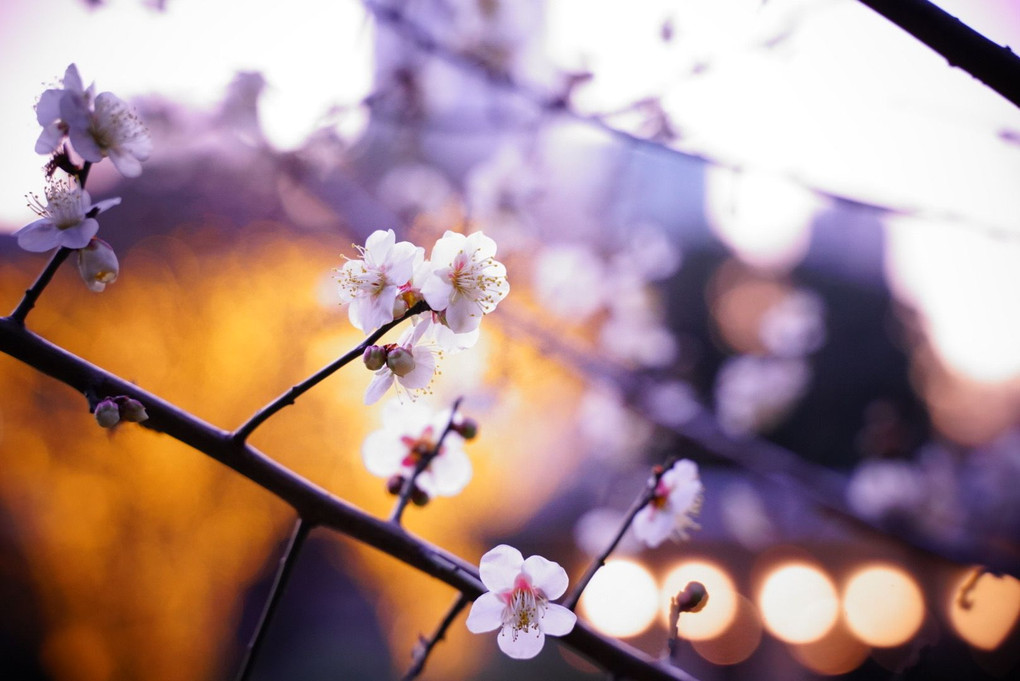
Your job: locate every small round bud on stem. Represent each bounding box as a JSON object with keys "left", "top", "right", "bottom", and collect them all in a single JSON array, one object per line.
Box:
[
  {"left": 453, "top": 417, "right": 478, "bottom": 440},
  {"left": 674, "top": 581, "right": 708, "bottom": 614},
  {"left": 385, "top": 346, "right": 416, "bottom": 377},
  {"left": 118, "top": 397, "right": 148, "bottom": 423},
  {"left": 94, "top": 398, "right": 120, "bottom": 428},
  {"left": 363, "top": 345, "right": 387, "bottom": 371},
  {"left": 386, "top": 474, "right": 405, "bottom": 496},
  {"left": 392, "top": 297, "right": 408, "bottom": 319},
  {"left": 410, "top": 484, "right": 431, "bottom": 507}
]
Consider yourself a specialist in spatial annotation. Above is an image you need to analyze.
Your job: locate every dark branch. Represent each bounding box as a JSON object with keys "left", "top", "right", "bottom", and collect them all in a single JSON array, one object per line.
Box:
[
  {"left": 401, "top": 594, "right": 470, "bottom": 681},
  {"left": 232, "top": 300, "right": 429, "bottom": 443},
  {"left": 0, "top": 317, "right": 700, "bottom": 681},
  {"left": 10, "top": 247, "right": 73, "bottom": 325},
  {"left": 855, "top": 0, "right": 1020, "bottom": 109},
  {"left": 235, "top": 517, "right": 312, "bottom": 681}
]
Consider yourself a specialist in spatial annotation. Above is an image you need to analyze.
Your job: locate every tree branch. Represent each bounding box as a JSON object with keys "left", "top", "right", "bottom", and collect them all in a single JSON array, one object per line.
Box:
[
  {"left": 389, "top": 397, "right": 463, "bottom": 525},
  {"left": 855, "top": 0, "right": 1020, "bottom": 109},
  {"left": 401, "top": 594, "right": 470, "bottom": 681},
  {"left": 10, "top": 247, "right": 73, "bottom": 325},
  {"left": 235, "top": 517, "right": 312, "bottom": 681},
  {"left": 231, "top": 301, "right": 429, "bottom": 443},
  {"left": 0, "top": 316, "right": 699, "bottom": 681}
]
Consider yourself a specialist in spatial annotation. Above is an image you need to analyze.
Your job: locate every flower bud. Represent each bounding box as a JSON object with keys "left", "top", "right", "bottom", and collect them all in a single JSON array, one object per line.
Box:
[
  {"left": 386, "top": 474, "right": 405, "bottom": 496},
  {"left": 386, "top": 347, "right": 416, "bottom": 377},
  {"left": 94, "top": 398, "right": 120, "bottom": 428},
  {"left": 363, "top": 345, "right": 387, "bottom": 371},
  {"left": 410, "top": 484, "right": 431, "bottom": 507},
  {"left": 76, "top": 238, "right": 119, "bottom": 292},
  {"left": 453, "top": 417, "right": 478, "bottom": 440},
  {"left": 119, "top": 397, "right": 148, "bottom": 423},
  {"left": 674, "top": 581, "right": 708, "bottom": 614}
]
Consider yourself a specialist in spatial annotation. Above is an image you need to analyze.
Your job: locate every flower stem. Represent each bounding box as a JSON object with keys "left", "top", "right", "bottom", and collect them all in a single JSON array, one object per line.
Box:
[
  {"left": 234, "top": 517, "right": 312, "bottom": 681},
  {"left": 400, "top": 593, "right": 470, "bottom": 681},
  {"left": 232, "top": 301, "right": 429, "bottom": 443},
  {"left": 563, "top": 458, "right": 679, "bottom": 611},
  {"left": 562, "top": 486, "right": 654, "bottom": 611},
  {"left": 9, "top": 247, "right": 73, "bottom": 325},
  {"left": 389, "top": 397, "right": 463, "bottom": 525}
]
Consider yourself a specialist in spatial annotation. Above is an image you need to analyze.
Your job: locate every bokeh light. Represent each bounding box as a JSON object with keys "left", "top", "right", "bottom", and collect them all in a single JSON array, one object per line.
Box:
[
  {"left": 661, "top": 560, "right": 738, "bottom": 641},
  {"left": 949, "top": 569, "right": 1020, "bottom": 651},
  {"left": 842, "top": 564, "right": 925, "bottom": 647},
  {"left": 690, "top": 595, "right": 762, "bottom": 666},
  {"left": 579, "top": 559, "right": 660, "bottom": 638},
  {"left": 758, "top": 562, "right": 839, "bottom": 644},
  {"left": 788, "top": 617, "right": 870, "bottom": 676}
]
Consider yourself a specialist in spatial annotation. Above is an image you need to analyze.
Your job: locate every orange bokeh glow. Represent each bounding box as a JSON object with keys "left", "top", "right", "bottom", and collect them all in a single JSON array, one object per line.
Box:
[
  {"left": 758, "top": 562, "right": 839, "bottom": 644},
  {"left": 843, "top": 564, "right": 925, "bottom": 647},
  {"left": 661, "top": 560, "right": 739, "bottom": 641},
  {"left": 949, "top": 569, "right": 1020, "bottom": 651}
]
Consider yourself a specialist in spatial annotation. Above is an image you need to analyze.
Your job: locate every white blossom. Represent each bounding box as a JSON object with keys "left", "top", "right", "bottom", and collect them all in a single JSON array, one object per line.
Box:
[
  {"left": 362, "top": 399, "right": 471, "bottom": 498},
  {"left": 35, "top": 64, "right": 93, "bottom": 154},
  {"left": 69, "top": 91, "right": 153, "bottom": 177},
  {"left": 15, "top": 181, "right": 120, "bottom": 253},
  {"left": 337, "top": 229, "right": 424, "bottom": 333},
  {"left": 466, "top": 544, "right": 576, "bottom": 659},
  {"left": 421, "top": 230, "right": 509, "bottom": 334},
  {"left": 632, "top": 459, "right": 704, "bottom": 548}
]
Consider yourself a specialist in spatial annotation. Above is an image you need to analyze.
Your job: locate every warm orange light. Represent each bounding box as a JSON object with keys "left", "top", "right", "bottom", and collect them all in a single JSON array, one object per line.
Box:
[
  {"left": 579, "top": 559, "right": 660, "bottom": 638},
  {"left": 758, "top": 562, "right": 838, "bottom": 644},
  {"left": 690, "top": 595, "right": 762, "bottom": 665},
  {"left": 843, "top": 564, "right": 925, "bottom": 647},
  {"left": 661, "top": 560, "right": 738, "bottom": 640},
  {"left": 789, "top": 618, "right": 870, "bottom": 676},
  {"left": 949, "top": 568, "right": 1020, "bottom": 650}
]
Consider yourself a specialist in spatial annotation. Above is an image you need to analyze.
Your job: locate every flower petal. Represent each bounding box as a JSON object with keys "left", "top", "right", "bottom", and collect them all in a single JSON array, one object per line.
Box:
[
  {"left": 364, "top": 370, "right": 394, "bottom": 405},
  {"left": 15, "top": 220, "right": 60, "bottom": 252},
  {"left": 444, "top": 296, "right": 484, "bottom": 334},
  {"left": 58, "top": 218, "right": 99, "bottom": 250},
  {"left": 427, "top": 444, "right": 472, "bottom": 496},
  {"left": 540, "top": 604, "right": 577, "bottom": 637},
  {"left": 479, "top": 544, "right": 523, "bottom": 592},
  {"left": 497, "top": 627, "right": 545, "bottom": 659},
  {"left": 522, "top": 555, "right": 569, "bottom": 600},
  {"left": 465, "top": 592, "right": 505, "bottom": 633}
]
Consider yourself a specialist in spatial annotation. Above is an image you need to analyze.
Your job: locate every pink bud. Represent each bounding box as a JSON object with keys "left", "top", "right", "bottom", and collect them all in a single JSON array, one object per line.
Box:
[
  {"left": 386, "top": 347, "right": 416, "bottom": 377},
  {"left": 119, "top": 397, "right": 148, "bottom": 423},
  {"left": 363, "top": 345, "right": 387, "bottom": 371}
]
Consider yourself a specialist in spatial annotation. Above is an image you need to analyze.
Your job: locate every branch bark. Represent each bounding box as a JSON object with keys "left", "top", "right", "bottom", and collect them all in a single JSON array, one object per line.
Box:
[
  {"left": 855, "top": 0, "right": 1020, "bottom": 109},
  {"left": 0, "top": 316, "right": 698, "bottom": 681}
]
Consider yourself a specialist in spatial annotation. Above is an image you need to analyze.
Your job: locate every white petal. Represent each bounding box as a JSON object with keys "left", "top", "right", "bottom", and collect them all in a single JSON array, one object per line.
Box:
[
  {"left": 109, "top": 149, "right": 142, "bottom": 178},
  {"left": 465, "top": 592, "right": 505, "bottom": 633},
  {"left": 479, "top": 545, "right": 523, "bottom": 592},
  {"left": 15, "top": 220, "right": 61, "bottom": 252},
  {"left": 58, "top": 218, "right": 99, "bottom": 250},
  {"left": 35, "top": 88, "right": 63, "bottom": 125},
  {"left": 522, "top": 555, "right": 569, "bottom": 600},
  {"left": 465, "top": 230, "right": 497, "bottom": 259},
  {"left": 497, "top": 627, "right": 545, "bottom": 659},
  {"left": 90, "top": 196, "right": 122, "bottom": 214},
  {"left": 364, "top": 371, "right": 394, "bottom": 405},
  {"left": 444, "top": 296, "right": 484, "bottom": 334},
  {"left": 540, "top": 604, "right": 577, "bottom": 637},
  {"left": 398, "top": 347, "right": 436, "bottom": 390},
  {"left": 430, "top": 231, "right": 466, "bottom": 266},
  {"left": 421, "top": 272, "right": 453, "bottom": 311},
  {"left": 69, "top": 126, "right": 104, "bottom": 162},
  {"left": 428, "top": 445, "right": 472, "bottom": 496},
  {"left": 632, "top": 507, "right": 672, "bottom": 548},
  {"left": 361, "top": 431, "right": 405, "bottom": 477}
]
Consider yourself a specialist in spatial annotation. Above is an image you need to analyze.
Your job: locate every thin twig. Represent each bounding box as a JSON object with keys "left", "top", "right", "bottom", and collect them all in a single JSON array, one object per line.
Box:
[
  {"left": 234, "top": 517, "right": 312, "bottom": 681},
  {"left": 389, "top": 397, "right": 464, "bottom": 525},
  {"left": 401, "top": 594, "right": 470, "bottom": 681},
  {"left": 563, "top": 461, "right": 674, "bottom": 611},
  {"left": 667, "top": 595, "right": 682, "bottom": 664},
  {"left": 232, "top": 301, "right": 429, "bottom": 443},
  {"left": 10, "top": 247, "right": 73, "bottom": 324}
]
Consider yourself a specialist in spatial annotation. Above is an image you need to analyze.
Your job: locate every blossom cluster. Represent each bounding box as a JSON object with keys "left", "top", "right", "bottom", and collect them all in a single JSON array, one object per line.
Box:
[
  {"left": 14, "top": 64, "right": 152, "bottom": 293},
  {"left": 337, "top": 228, "right": 509, "bottom": 404}
]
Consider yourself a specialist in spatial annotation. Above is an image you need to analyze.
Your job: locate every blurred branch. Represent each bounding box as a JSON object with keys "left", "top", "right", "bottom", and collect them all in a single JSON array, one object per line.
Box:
[
  {"left": 389, "top": 396, "right": 463, "bottom": 525},
  {"left": 235, "top": 517, "right": 312, "bottom": 681},
  {"left": 563, "top": 462, "right": 670, "bottom": 611},
  {"left": 401, "top": 594, "right": 470, "bottom": 681},
  {"left": 855, "top": 0, "right": 1020, "bottom": 109},
  {"left": 232, "top": 300, "right": 429, "bottom": 443},
  {"left": 0, "top": 316, "right": 700, "bottom": 681}
]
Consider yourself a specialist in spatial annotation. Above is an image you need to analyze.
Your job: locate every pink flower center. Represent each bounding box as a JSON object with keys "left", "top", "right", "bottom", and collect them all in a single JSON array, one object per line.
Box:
[
  {"left": 400, "top": 426, "right": 437, "bottom": 467},
  {"left": 500, "top": 574, "right": 548, "bottom": 639}
]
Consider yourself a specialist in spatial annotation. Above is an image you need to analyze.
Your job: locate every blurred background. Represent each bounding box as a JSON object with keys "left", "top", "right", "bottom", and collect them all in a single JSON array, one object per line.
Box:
[{"left": 1, "top": 0, "right": 1019, "bottom": 679}]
